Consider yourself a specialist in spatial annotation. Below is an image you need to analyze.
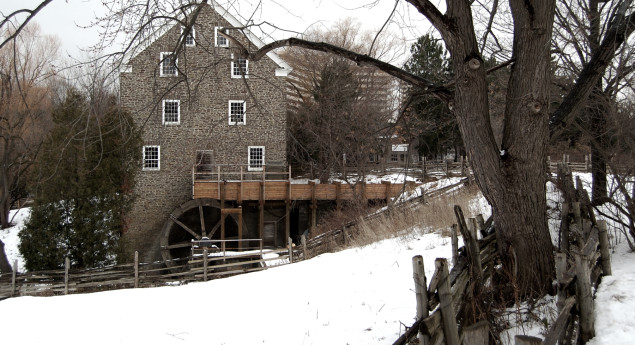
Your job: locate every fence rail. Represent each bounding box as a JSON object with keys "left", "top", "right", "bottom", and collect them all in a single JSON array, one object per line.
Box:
[
  {"left": 393, "top": 162, "right": 611, "bottom": 345},
  {"left": 0, "top": 239, "right": 302, "bottom": 298}
]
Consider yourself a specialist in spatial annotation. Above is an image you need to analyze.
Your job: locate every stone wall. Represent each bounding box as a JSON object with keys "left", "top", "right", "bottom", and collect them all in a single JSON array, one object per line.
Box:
[{"left": 120, "top": 4, "right": 288, "bottom": 261}]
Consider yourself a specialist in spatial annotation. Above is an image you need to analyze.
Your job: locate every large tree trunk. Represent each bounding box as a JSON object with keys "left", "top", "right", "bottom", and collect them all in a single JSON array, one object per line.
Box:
[{"left": 436, "top": 0, "right": 556, "bottom": 295}]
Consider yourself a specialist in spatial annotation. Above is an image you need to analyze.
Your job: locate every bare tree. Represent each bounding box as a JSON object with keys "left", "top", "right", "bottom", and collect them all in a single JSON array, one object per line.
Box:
[
  {"left": 551, "top": 0, "right": 635, "bottom": 205},
  {"left": 0, "top": 23, "right": 59, "bottom": 273},
  {"left": 283, "top": 19, "right": 396, "bottom": 182},
  {"left": 236, "top": 0, "right": 635, "bottom": 295}
]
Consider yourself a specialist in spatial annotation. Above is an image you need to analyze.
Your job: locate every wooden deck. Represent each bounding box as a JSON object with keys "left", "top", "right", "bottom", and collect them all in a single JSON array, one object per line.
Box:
[
  {"left": 193, "top": 180, "right": 413, "bottom": 202},
  {"left": 192, "top": 164, "right": 418, "bottom": 202}
]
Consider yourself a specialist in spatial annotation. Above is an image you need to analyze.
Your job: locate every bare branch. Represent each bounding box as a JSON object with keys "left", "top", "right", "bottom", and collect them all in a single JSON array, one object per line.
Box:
[
  {"left": 551, "top": 4, "right": 635, "bottom": 139},
  {"left": 241, "top": 37, "right": 452, "bottom": 101},
  {"left": 0, "top": 0, "right": 53, "bottom": 50}
]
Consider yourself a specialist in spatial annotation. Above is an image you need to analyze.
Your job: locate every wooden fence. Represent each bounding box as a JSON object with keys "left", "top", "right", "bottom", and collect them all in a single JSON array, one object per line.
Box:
[
  {"left": 393, "top": 163, "right": 611, "bottom": 345},
  {"left": 0, "top": 239, "right": 303, "bottom": 298},
  {"left": 303, "top": 178, "right": 471, "bottom": 257}
]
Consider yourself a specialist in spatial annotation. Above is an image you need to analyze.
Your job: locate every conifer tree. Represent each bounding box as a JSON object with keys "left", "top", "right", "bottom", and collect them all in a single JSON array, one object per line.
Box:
[{"left": 19, "top": 89, "right": 141, "bottom": 271}]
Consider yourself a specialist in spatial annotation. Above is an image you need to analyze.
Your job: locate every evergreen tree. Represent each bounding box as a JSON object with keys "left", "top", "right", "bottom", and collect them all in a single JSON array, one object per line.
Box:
[
  {"left": 19, "top": 89, "right": 141, "bottom": 271},
  {"left": 403, "top": 35, "right": 462, "bottom": 160}
]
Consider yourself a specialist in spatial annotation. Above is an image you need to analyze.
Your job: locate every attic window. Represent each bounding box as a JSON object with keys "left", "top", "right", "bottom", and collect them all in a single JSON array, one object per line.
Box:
[
  {"left": 160, "top": 52, "right": 178, "bottom": 76},
  {"left": 215, "top": 27, "right": 229, "bottom": 47},
  {"left": 182, "top": 26, "right": 195, "bottom": 46},
  {"left": 231, "top": 56, "right": 248, "bottom": 78}
]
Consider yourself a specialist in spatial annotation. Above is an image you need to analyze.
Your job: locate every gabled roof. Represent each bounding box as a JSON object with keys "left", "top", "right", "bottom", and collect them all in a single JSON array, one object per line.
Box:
[{"left": 122, "top": 0, "right": 291, "bottom": 76}]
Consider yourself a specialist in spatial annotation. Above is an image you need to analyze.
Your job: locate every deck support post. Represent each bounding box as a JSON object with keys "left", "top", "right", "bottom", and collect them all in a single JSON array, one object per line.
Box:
[
  {"left": 259, "top": 182, "right": 265, "bottom": 245},
  {"left": 285, "top": 181, "right": 291, "bottom": 242},
  {"left": 309, "top": 181, "right": 317, "bottom": 232}
]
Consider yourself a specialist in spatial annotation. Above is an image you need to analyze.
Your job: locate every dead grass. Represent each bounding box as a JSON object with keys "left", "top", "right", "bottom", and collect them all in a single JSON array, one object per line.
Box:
[{"left": 310, "top": 181, "right": 486, "bottom": 253}]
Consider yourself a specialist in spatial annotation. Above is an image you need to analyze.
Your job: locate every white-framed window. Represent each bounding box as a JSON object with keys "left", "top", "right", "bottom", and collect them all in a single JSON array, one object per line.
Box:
[
  {"left": 248, "top": 146, "right": 264, "bottom": 171},
  {"left": 160, "top": 52, "right": 178, "bottom": 76},
  {"left": 231, "top": 55, "right": 248, "bottom": 78},
  {"left": 215, "top": 27, "right": 229, "bottom": 47},
  {"left": 228, "top": 100, "right": 246, "bottom": 125},
  {"left": 143, "top": 146, "right": 160, "bottom": 171},
  {"left": 390, "top": 153, "right": 399, "bottom": 162},
  {"left": 162, "top": 100, "right": 180, "bottom": 125},
  {"left": 182, "top": 26, "right": 195, "bottom": 46}
]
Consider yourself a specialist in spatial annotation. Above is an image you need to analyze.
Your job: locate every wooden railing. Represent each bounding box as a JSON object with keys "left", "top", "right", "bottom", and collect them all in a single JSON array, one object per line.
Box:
[{"left": 193, "top": 164, "right": 291, "bottom": 182}]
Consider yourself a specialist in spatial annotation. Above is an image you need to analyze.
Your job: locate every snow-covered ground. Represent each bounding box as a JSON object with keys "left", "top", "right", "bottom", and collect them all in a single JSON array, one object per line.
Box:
[{"left": 0, "top": 174, "right": 633, "bottom": 344}]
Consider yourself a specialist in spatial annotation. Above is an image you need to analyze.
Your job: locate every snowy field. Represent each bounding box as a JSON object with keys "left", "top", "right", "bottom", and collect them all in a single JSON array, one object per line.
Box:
[{"left": 1, "top": 174, "right": 633, "bottom": 344}]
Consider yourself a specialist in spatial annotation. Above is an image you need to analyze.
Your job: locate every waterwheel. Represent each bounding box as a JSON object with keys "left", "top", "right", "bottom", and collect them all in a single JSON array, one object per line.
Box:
[{"left": 159, "top": 198, "right": 245, "bottom": 264}]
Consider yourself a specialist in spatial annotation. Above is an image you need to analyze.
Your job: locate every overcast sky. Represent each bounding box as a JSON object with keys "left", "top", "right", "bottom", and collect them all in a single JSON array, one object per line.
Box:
[{"left": 1, "top": 0, "right": 432, "bottom": 61}]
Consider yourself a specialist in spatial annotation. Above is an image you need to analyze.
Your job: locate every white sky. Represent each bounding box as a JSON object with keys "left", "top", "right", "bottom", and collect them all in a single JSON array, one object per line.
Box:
[{"left": 1, "top": 0, "right": 433, "bottom": 60}]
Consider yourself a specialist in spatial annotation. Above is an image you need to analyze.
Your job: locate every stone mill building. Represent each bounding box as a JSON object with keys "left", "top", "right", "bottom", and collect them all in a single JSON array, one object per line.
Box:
[{"left": 120, "top": 1, "right": 412, "bottom": 263}]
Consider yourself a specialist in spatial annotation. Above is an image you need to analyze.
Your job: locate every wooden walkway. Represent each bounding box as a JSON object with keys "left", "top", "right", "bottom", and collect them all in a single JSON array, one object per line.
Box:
[
  {"left": 192, "top": 164, "right": 417, "bottom": 203},
  {"left": 193, "top": 180, "right": 413, "bottom": 202}
]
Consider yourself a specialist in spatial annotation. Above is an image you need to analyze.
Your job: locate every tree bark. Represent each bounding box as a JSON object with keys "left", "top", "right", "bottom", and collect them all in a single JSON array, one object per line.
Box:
[{"left": 411, "top": 0, "right": 557, "bottom": 295}]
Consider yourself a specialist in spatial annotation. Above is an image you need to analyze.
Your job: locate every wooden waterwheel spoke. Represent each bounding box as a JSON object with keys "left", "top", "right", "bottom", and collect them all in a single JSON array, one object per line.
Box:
[
  {"left": 208, "top": 221, "right": 221, "bottom": 238},
  {"left": 199, "top": 205, "right": 207, "bottom": 237},
  {"left": 162, "top": 242, "right": 192, "bottom": 250},
  {"left": 170, "top": 214, "right": 201, "bottom": 240}
]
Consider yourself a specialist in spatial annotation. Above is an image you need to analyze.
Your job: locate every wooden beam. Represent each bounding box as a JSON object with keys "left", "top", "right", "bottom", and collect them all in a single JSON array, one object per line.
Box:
[
  {"left": 199, "top": 205, "right": 206, "bottom": 237},
  {"left": 221, "top": 208, "right": 243, "bottom": 214},
  {"left": 170, "top": 214, "right": 201, "bottom": 240}
]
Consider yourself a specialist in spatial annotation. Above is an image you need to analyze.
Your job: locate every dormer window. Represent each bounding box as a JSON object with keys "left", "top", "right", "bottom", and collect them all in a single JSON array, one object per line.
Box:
[
  {"left": 215, "top": 27, "right": 229, "bottom": 47},
  {"left": 231, "top": 56, "right": 248, "bottom": 78},
  {"left": 182, "top": 26, "right": 195, "bottom": 46},
  {"left": 160, "top": 52, "right": 178, "bottom": 76}
]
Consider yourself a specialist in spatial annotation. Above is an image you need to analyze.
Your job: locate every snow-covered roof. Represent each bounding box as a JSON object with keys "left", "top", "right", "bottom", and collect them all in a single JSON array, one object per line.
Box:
[
  {"left": 121, "top": 0, "right": 291, "bottom": 76},
  {"left": 391, "top": 144, "right": 409, "bottom": 152}
]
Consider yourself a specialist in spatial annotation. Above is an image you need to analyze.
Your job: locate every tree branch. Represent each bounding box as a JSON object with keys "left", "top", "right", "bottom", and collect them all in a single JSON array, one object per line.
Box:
[
  {"left": 243, "top": 37, "right": 453, "bottom": 101},
  {"left": 551, "top": 1, "right": 635, "bottom": 139},
  {"left": 0, "top": 0, "right": 53, "bottom": 50}
]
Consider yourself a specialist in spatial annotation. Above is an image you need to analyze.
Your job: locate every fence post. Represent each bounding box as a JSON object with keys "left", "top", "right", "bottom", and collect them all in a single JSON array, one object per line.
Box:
[
  {"left": 476, "top": 214, "right": 486, "bottom": 236},
  {"left": 134, "top": 251, "right": 139, "bottom": 288},
  {"left": 412, "top": 255, "right": 429, "bottom": 345},
  {"left": 575, "top": 253, "right": 595, "bottom": 342},
  {"left": 64, "top": 257, "right": 70, "bottom": 295},
  {"left": 301, "top": 234, "right": 308, "bottom": 260},
  {"left": 515, "top": 335, "right": 542, "bottom": 345},
  {"left": 203, "top": 248, "right": 208, "bottom": 282},
  {"left": 288, "top": 237, "right": 293, "bottom": 264},
  {"left": 451, "top": 224, "right": 459, "bottom": 267},
  {"left": 436, "top": 258, "right": 460, "bottom": 345},
  {"left": 555, "top": 252, "right": 567, "bottom": 311},
  {"left": 597, "top": 220, "right": 612, "bottom": 276},
  {"left": 463, "top": 321, "right": 489, "bottom": 345},
  {"left": 11, "top": 259, "right": 17, "bottom": 297}
]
